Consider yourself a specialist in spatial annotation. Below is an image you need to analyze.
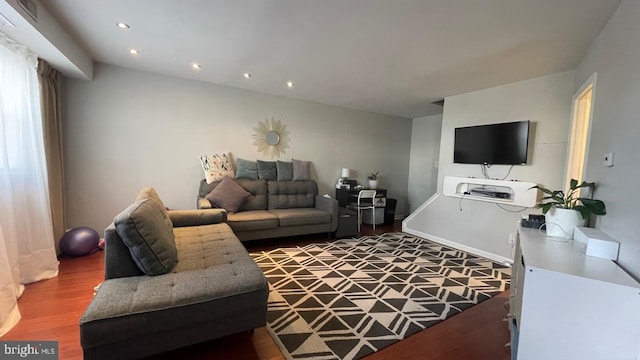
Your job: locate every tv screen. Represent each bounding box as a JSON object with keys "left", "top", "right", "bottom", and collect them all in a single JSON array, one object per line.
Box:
[{"left": 454, "top": 120, "right": 530, "bottom": 165}]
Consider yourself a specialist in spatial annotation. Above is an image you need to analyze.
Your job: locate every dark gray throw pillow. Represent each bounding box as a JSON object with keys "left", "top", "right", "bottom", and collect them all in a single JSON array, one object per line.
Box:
[
  {"left": 114, "top": 199, "right": 177, "bottom": 276},
  {"left": 257, "top": 160, "right": 277, "bottom": 180},
  {"left": 205, "top": 176, "right": 251, "bottom": 213},
  {"left": 276, "top": 160, "right": 293, "bottom": 180},
  {"left": 235, "top": 158, "right": 258, "bottom": 180}
]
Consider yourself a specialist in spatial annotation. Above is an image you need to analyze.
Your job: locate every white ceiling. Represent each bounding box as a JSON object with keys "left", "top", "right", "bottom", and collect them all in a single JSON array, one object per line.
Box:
[{"left": 33, "top": 0, "right": 622, "bottom": 117}]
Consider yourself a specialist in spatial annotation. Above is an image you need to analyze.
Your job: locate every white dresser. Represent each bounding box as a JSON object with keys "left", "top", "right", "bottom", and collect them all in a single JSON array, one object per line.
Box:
[{"left": 510, "top": 227, "right": 640, "bottom": 360}]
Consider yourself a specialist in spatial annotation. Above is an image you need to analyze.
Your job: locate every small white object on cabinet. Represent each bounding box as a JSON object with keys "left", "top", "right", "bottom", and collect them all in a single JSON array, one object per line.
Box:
[
  {"left": 510, "top": 227, "right": 640, "bottom": 360},
  {"left": 442, "top": 176, "right": 539, "bottom": 207},
  {"left": 574, "top": 226, "right": 620, "bottom": 260}
]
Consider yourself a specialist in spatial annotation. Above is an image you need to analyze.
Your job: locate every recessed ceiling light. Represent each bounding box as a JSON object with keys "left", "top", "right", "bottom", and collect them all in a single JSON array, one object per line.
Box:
[
  {"left": 116, "top": 22, "right": 130, "bottom": 29},
  {"left": 128, "top": 49, "right": 140, "bottom": 55},
  {"left": 286, "top": 81, "right": 294, "bottom": 88},
  {"left": 243, "top": 73, "right": 251, "bottom": 79},
  {"left": 192, "top": 63, "right": 202, "bottom": 70}
]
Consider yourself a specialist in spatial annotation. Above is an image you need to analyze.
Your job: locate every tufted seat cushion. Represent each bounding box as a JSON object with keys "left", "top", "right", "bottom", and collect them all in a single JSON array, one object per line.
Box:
[
  {"left": 227, "top": 210, "right": 278, "bottom": 232},
  {"left": 173, "top": 223, "right": 249, "bottom": 272},
  {"left": 269, "top": 208, "right": 331, "bottom": 227}
]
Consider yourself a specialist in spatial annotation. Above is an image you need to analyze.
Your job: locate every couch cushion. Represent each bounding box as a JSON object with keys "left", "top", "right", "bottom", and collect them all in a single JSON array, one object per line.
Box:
[
  {"left": 257, "top": 160, "right": 277, "bottom": 180},
  {"left": 114, "top": 199, "right": 177, "bottom": 275},
  {"left": 172, "top": 223, "right": 249, "bottom": 272},
  {"left": 276, "top": 160, "right": 293, "bottom": 180},
  {"left": 267, "top": 180, "right": 318, "bottom": 209},
  {"left": 235, "top": 158, "right": 258, "bottom": 180},
  {"left": 269, "top": 208, "right": 331, "bottom": 227},
  {"left": 205, "top": 177, "right": 251, "bottom": 214},
  {"left": 227, "top": 210, "right": 278, "bottom": 232},
  {"left": 199, "top": 179, "right": 268, "bottom": 211},
  {"left": 200, "top": 153, "right": 235, "bottom": 184},
  {"left": 135, "top": 187, "right": 173, "bottom": 229},
  {"left": 292, "top": 159, "right": 311, "bottom": 180},
  {"left": 135, "top": 187, "right": 167, "bottom": 209}
]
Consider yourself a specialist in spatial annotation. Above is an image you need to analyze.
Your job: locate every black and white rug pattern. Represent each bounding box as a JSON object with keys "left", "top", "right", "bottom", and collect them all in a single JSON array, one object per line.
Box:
[{"left": 250, "top": 232, "right": 510, "bottom": 360}]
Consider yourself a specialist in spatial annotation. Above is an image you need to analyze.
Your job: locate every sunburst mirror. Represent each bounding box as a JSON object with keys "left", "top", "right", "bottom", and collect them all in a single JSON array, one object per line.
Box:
[{"left": 252, "top": 117, "right": 290, "bottom": 158}]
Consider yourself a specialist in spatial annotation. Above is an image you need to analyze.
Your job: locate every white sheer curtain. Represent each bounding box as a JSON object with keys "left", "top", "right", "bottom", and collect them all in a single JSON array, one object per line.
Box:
[{"left": 0, "top": 32, "right": 59, "bottom": 336}]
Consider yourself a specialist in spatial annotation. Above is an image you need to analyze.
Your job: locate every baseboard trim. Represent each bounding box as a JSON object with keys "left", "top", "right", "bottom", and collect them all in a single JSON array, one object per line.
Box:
[
  {"left": 402, "top": 192, "right": 512, "bottom": 265},
  {"left": 402, "top": 227, "right": 512, "bottom": 265},
  {"left": 402, "top": 193, "right": 440, "bottom": 227}
]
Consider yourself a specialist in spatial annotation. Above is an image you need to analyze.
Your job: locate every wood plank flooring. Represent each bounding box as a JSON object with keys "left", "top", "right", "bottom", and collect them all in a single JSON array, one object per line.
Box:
[{"left": 1, "top": 221, "right": 511, "bottom": 360}]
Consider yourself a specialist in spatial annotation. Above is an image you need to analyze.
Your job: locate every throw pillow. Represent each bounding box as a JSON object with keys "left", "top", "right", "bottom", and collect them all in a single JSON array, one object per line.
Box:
[
  {"left": 114, "top": 199, "right": 177, "bottom": 276},
  {"left": 200, "top": 153, "right": 235, "bottom": 184},
  {"left": 205, "top": 176, "right": 251, "bottom": 213},
  {"left": 134, "top": 187, "right": 173, "bottom": 230},
  {"left": 292, "top": 159, "right": 311, "bottom": 180},
  {"left": 276, "top": 160, "right": 293, "bottom": 180},
  {"left": 257, "top": 160, "right": 277, "bottom": 180},
  {"left": 235, "top": 158, "right": 259, "bottom": 180}
]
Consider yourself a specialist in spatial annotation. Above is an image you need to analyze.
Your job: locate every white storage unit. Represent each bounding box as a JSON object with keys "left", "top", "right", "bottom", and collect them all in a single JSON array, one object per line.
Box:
[
  {"left": 443, "top": 176, "right": 539, "bottom": 207},
  {"left": 510, "top": 227, "right": 640, "bottom": 360}
]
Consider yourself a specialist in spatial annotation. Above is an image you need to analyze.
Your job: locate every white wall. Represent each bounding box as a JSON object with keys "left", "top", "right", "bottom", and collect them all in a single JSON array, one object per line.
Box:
[
  {"left": 408, "top": 114, "right": 442, "bottom": 212},
  {"left": 404, "top": 71, "right": 575, "bottom": 262},
  {"left": 574, "top": 0, "right": 640, "bottom": 279},
  {"left": 62, "top": 64, "right": 412, "bottom": 232}
]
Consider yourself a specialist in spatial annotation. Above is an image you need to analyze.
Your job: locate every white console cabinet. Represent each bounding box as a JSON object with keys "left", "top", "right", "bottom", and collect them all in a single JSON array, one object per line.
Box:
[
  {"left": 510, "top": 227, "right": 640, "bottom": 360},
  {"left": 443, "top": 176, "right": 539, "bottom": 207}
]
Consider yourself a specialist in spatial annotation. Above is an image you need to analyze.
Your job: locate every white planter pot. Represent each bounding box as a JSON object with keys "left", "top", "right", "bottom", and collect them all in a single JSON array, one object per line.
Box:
[
  {"left": 544, "top": 208, "right": 586, "bottom": 240},
  {"left": 368, "top": 179, "right": 378, "bottom": 189}
]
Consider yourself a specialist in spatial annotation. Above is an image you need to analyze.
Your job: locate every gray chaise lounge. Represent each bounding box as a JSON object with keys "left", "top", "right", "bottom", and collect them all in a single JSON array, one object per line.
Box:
[{"left": 79, "top": 187, "right": 268, "bottom": 359}]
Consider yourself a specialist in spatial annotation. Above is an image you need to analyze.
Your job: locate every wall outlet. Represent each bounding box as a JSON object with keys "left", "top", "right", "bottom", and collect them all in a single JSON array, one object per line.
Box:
[
  {"left": 508, "top": 233, "right": 516, "bottom": 245},
  {"left": 603, "top": 152, "right": 615, "bottom": 167}
]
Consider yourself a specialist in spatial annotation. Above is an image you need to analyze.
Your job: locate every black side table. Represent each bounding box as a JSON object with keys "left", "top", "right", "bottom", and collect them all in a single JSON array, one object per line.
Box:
[{"left": 334, "top": 207, "right": 358, "bottom": 238}]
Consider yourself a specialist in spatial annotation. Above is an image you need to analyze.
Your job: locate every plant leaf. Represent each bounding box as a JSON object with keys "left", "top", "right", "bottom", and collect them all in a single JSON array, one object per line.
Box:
[
  {"left": 569, "top": 179, "right": 578, "bottom": 189},
  {"left": 573, "top": 205, "right": 591, "bottom": 219},
  {"left": 579, "top": 198, "right": 607, "bottom": 215},
  {"left": 529, "top": 185, "right": 554, "bottom": 195},
  {"left": 551, "top": 195, "right": 565, "bottom": 203}
]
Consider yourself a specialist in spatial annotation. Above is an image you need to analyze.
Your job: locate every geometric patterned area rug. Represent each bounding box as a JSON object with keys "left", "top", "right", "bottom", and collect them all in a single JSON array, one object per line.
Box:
[{"left": 250, "top": 232, "right": 511, "bottom": 360}]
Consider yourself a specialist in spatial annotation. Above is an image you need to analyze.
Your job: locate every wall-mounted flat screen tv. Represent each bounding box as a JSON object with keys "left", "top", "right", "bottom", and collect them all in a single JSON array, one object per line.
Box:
[{"left": 454, "top": 120, "right": 530, "bottom": 165}]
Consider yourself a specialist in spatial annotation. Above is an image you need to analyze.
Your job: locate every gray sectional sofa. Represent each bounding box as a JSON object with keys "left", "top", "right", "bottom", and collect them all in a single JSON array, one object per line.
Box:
[
  {"left": 197, "top": 179, "right": 339, "bottom": 241},
  {"left": 80, "top": 187, "right": 268, "bottom": 359}
]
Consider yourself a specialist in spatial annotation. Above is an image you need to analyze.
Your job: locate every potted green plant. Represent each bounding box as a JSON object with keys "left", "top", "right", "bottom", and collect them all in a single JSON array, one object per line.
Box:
[
  {"left": 368, "top": 172, "right": 379, "bottom": 189},
  {"left": 530, "top": 179, "right": 606, "bottom": 239}
]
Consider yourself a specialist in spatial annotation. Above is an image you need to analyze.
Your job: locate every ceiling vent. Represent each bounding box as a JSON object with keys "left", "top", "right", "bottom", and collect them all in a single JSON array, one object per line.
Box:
[
  {"left": 432, "top": 99, "right": 445, "bottom": 107},
  {"left": 18, "top": 0, "right": 37, "bottom": 21}
]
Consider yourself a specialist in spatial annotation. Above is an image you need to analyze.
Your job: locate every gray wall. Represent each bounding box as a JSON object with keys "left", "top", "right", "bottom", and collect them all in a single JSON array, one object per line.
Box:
[
  {"left": 574, "top": 0, "right": 640, "bottom": 279},
  {"left": 408, "top": 114, "right": 442, "bottom": 212},
  {"left": 62, "top": 64, "right": 412, "bottom": 232},
  {"left": 404, "top": 71, "right": 575, "bottom": 262}
]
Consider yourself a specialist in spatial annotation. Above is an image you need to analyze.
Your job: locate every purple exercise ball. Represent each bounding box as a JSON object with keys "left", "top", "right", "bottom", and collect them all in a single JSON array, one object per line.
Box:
[{"left": 60, "top": 227, "right": 100, "bottom": 257}]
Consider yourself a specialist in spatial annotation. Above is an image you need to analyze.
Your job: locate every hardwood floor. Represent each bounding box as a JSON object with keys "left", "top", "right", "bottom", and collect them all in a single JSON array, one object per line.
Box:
[{"left": 1, "top": 220, "right": 511, "bottom": 360}]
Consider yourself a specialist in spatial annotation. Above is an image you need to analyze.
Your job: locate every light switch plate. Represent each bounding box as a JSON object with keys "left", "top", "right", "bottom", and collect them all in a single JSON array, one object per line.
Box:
[{"left": 603, "top": 152, "right": 615, "bottom": 167}]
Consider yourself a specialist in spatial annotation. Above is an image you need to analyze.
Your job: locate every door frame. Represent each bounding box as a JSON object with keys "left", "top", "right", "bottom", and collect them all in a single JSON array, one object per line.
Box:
[{"left": 564, "top": 72, "right": 597, "bottom": 194}]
